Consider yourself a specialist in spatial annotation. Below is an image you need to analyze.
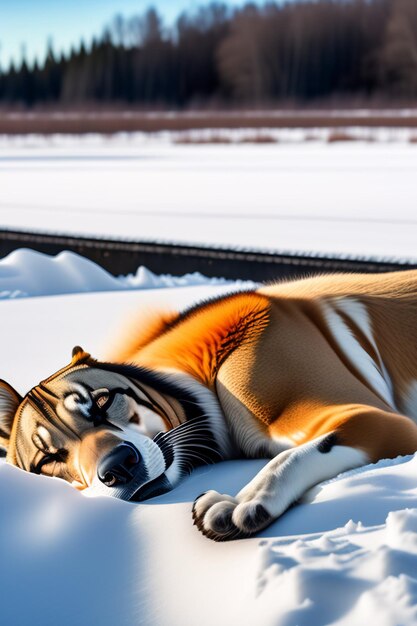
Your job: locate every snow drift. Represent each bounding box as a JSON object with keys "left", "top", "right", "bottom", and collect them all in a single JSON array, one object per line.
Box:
[{"left": 0, "top": 248, "right": 237, "bottom": 299}]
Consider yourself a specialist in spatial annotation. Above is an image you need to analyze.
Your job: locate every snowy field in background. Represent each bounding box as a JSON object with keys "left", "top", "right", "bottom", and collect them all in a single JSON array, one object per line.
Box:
[
  {"left": 1, "top": 133, "right": 417, "bottom": 261},
  {"left": 1, "top": 251, "right": 417, "bottom": 625}
]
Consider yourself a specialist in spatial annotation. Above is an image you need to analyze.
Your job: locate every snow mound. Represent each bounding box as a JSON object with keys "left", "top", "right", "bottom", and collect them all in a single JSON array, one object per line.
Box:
[
  {"left": 0, "top": 248, "right": 242, "bottom": 299},
  {"left": 0, "top": 461, "right": 143, "bottom": 626},
  {"left": 2, "top": 450, "right": 417, "bottom": 626}
]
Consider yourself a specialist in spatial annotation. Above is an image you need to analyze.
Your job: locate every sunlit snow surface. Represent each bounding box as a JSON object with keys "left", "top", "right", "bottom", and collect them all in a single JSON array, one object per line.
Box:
[
  {"left": 2, "top": 133, "right": 417, "bottom": 261},
  {"left": 0, "top": 252, "right": 417, "bottom": 625}
]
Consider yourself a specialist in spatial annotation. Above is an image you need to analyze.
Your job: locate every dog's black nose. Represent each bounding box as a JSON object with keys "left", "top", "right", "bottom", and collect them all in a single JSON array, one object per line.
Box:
[{"left": 97, "top": 442, "right": 141, "bottom": 487}]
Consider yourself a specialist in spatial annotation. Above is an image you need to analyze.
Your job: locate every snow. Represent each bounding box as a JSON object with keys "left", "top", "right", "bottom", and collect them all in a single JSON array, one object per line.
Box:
[
  {"left": 1, "top": 252, "right": 417, "bottom": 625},
  {"left": 0, "top": 248, "right": 240, "bottom": 299},
  {"left": 2, "top": 134, "right": 417, "bottom": 261}
]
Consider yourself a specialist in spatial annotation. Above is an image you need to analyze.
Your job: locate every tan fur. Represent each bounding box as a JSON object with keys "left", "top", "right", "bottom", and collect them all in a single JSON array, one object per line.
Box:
[{"left": 115, "top": 271, "right": 417, "bottom": 463}]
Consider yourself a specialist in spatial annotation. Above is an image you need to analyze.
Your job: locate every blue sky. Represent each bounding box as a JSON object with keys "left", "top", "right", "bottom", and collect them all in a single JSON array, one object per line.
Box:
[{"left": 0, "top": 0, "right": 261, "bottom": 69}]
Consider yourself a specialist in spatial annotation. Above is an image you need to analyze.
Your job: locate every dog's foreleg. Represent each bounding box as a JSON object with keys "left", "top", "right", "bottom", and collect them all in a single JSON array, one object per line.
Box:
[
  {"left": 192, "top": 433, "right": 367, "bottom": 541},
  {"left": 193, "top": 408, "right": 417, "bottom": 541}
]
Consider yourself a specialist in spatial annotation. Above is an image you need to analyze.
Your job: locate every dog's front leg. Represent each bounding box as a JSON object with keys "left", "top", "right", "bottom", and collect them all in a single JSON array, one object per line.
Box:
[{"left": 192, "top": 433, "right": 368, "bottom": 541}]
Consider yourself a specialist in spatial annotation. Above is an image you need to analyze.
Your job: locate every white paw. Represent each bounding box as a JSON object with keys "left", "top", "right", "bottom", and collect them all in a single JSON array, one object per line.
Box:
[
  {"left": 232, "top": 500, "right": 272, "bottom": 534},
  {"left": 192, "top": 491, "right": 272, "bottom": 541}
]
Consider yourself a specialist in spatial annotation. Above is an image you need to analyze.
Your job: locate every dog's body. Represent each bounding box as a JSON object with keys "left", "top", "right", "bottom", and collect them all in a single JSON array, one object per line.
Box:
[{"left": 1, "top": 271, "right": 417, "bottom": 540}]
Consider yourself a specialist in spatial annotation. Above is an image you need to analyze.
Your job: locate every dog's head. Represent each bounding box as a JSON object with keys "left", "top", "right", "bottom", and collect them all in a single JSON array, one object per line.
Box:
[{"left": 0, "top": 347, "right": 220, "bottom": 501}]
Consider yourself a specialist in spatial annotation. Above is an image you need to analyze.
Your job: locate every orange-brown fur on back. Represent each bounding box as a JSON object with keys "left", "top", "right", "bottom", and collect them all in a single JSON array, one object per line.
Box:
[
  {"left": 111, "top": 271, "right": 417, "bottom": 465},
  {"left": 127, "top": 292, "right": 271, "bottom": 387}
]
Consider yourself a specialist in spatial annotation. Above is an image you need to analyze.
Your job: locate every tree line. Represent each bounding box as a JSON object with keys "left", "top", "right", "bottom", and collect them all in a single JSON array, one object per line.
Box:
[{"left": 1, "top": 0, "right": 417, "bottom": 107}]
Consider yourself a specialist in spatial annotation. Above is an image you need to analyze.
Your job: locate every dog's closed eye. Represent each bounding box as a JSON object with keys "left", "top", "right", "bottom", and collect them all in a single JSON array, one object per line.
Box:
[{"left": 32, "top": 425, "right": 57, "bottom": 454}]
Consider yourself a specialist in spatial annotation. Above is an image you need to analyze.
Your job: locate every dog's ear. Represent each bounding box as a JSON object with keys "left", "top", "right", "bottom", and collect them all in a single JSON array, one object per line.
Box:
[
  {"left": 71, "top": 346, "right": 94, "bottom": 365},
  {"left": 0, "top": 380, "right": 22, "bottom": 451}
]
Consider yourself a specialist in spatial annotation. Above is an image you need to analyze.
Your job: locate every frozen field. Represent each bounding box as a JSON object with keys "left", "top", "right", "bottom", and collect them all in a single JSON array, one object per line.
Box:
[
  {"left": 1, "top": 133, "right": 417, "bottom": 261},
  {"left": 0, "top": 250, "right": 417, "bottom": 625}
]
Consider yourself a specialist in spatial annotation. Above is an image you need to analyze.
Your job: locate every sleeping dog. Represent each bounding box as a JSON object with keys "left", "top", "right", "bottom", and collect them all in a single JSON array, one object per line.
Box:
[{"left": 1, "top": 271, "right": 417, "bottom": 541}]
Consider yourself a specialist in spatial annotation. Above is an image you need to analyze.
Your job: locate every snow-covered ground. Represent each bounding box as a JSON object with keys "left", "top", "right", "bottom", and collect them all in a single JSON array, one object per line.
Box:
[
  {"left": 2, "top": 133, "right": 417, "bottom": 261},
  {"left": 1, "top": 251, "right": 417, "bottom": 625}
]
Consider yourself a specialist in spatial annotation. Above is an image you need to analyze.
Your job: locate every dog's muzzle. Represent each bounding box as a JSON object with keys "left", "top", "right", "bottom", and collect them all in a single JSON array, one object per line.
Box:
[
  {"left": 96, "top": 440, "right": 172, "bottom": 502},
  {"left": 90, "top": 416, "right": 220, "bottom": 502},
  {"left": 97, "top": 442, "right": 141, "bottom": 487},
  {"left": 90, "top": 432, "right": 174, "bottom": 502}
]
